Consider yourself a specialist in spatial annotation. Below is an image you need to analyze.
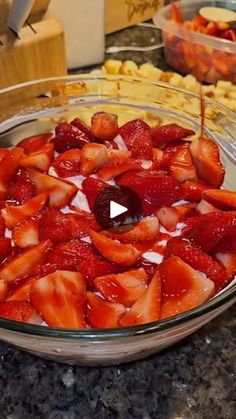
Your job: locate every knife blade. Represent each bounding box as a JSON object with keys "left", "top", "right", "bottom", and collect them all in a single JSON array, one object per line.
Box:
[{"left": 7, "top": 0, "right": 35, "bottom": 35}]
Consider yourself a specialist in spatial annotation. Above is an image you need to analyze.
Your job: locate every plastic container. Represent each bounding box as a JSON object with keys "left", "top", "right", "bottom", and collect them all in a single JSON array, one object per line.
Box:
[
  {"left": 0, "top": 75, "right": 235, "bottom": 366},
  {"left": 153, "top": 0, "right": 236, "bottom": 84}
]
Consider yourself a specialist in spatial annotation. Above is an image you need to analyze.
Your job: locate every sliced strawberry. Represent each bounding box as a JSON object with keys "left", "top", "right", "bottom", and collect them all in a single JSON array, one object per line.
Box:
[
  {"left": 68, "top": 206, "right": 101, "bottom": 232},
  {"left": 71, "top": 117, "right": 93, "bottom": 139},
  {"left": 47, "top": 239, "right": 90, "bottom": 271},
  {"left": 20, "top": 143, "right": 54, "bottom": 172},
  {"left": 152, "top": 147, "right": 164, "bottom": 167},
  {"left": 119, "top": 119, "right": 152, "bottom": 159},
  {"left": 0, "top": 301, "right": 40, "bottom": 323},
  {"left": 182, "top": 180, "right": 214, "bottom": 202},
  {"left": 203, "top": 189, "right": 236, "bottom": 211},
  {"left": 103, "top": 217, "right": 160, "bottom": 243},
  {"left": 151, "top": 124, "right": 195, "bottom": 147},
  {"left": 159, "top": 256, "right": 215, "bottom": 319},
  {"left": 7, "top": 277, "right": 35, "bottom": 302},
  {"left": 107, "top": 149, "right": 131, "bottom": 163},
  {"left": 0, "top": 148, "right": 24, "bottom": 193},
  {"left": 94, "top": 268, "right": 147, "bottom": 307},
  {"left": 2, "top": 193, "right": 47, "bottom": 229},
  {"left": 80, "top": 143, "right": 108, "bottom": 176},
  {"left": 86, "top": 292, "right": 126, "bottom": 328},
  {"left": 0, "top": 216, "right": 6, "bottom": 237},
  {"left": 157, "top": 203, "right": 196, "bottom": 231},
  {"left": 30, "top": 271, "right": 86, "bottom": 328},
  {"left": 12, "top": 217, "right": 39, "bottom": 248},
  {"left": 17, "top": 133, "right": 52, "bottom": 154},
  {"left": 67, "top": 213, "right": 97, "bottom": 239},
  {"left": 52, "top": 122, "right": 90, "bottom": 153},
  {"left": 158, "top": 141, "right": 186, "bottom": 170},
  {"left": 213, "top": 227, "right": 236, "bottom": 253},
  {"left": 215, "top": 251, "right": 236, "bottom": 281},
  {"left": 52, "top": 149, "right": 81, "bottom": 178},
  {"left": 7, "top": 168, "right": 36, "bottom": 204},
  {"left": 39, "top": 208, "right": 71, "bottom": 243},
  {"left": 91, "top": 112, "right": 119, "bottom": 141},
  {"left": 169, "top": 143, "right": 197, "bottom": 183},
  {"left": 196, "top": 199, "right": 220, "bottom": 215},
  {"left": 0, "top": 280, "right": 8, "bottom": 302},
  {"left": 190, "top": 137, "right": 225, "bottom": 187},
  {"left": 97, "top": 159, "right": 141, "bottom": 181},
  {"left": 0, "top": 149, "right": 9, "bottom": 162},
  {"left": 165, "top": 237, "right": 227, "bottom": 291},
  {"left": 90, "top": 230, "right": 142, "bottom": 266},
  {"left": 28, "top": 169, "right": 77, "bottom": 207},
  {"left": 131, "top": 134, "right": 153, "bottom": 160},
  {"left": 119, "top": 271, "right": 161, "bottom": 326},
  {"left": 82, "top": 176, "right": 108, "bottom": 211},
  {"left": 182, "top": 211, "right": 236, "bottom": 252},
  {"left": 0, "top": 240, "right": 52, "bottom": 284}
]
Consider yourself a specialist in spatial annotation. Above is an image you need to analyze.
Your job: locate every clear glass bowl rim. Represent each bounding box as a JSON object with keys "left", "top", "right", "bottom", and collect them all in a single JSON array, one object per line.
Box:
[{"left": 0, "top": 74, "right": 235, "bottom": 340}]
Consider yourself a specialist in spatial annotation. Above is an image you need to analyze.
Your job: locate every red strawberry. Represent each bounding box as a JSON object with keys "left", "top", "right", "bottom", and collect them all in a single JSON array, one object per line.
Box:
[
  {"left": 0, "top": 147, "right": 24, "bottom": 193},
  {"left": 0, "top": 149, "right": 9, "bottom": 162},
  {"left": 0, "top": 237, "right": 12, "bottom": 263},
  {"left": 86, "top": 292, "right": 126, "bottom": 328},
  {"left": 20, "top": 143, "right": 54, "bottom": 172},
  {"left": 152, "top": 147, "right": 164, "bottom": 167},
  {"left": 94, "top": 268, "right": 148, "bottom": 307},
  {"left": 157, "top": 203, "right": 196, "bottom": 231},
  {"left": 12, "top": 217, "right": 39, "bottom": 248},
  {"left": 169, "top": 143, "right": 197, "bottom": 183},
  {"left": 7, "top": 168, "right": 36, "bottom": 204},
  {"left": 90, "top": 230, "right": 142, "bottom": 266},
  {"left": 97, "top": 159, "right": 141, "bottom": 181},
  {"left": 135, "top": 259, "right": 157, "bottom": 282},
  {"left": 0, "top": 215, "right": 6, "bottom": 237},
  {"left": 158, "top": 141, "right": 186, "bottom": 170},
  {"left": 52, "top": 149, "right": 81, "bottom": 178},
  {"left": 47, "top": 239, "right": 91, "bottom": 271},
  {"left": 182, "top": 180, "right": 214, "bottom": 202},
  {"left": 165, "top": 237, "right": 227, "bottom": 291},
  {"left": 215, "top": 251, "right": 236, "bottom": 281},
  {"left": 159, "top": 256, "right": 215, "bottom": 319},
  {"left": 91, "top": 112, "right": 119, "bottom": 141},
  {"left": 212, "top": 227, "right": 236, "bottom": 253},
  {"left": 67, "top": 213, "right": 98, "bottom": 238},
  {"left": 119, "top": 271, "right": 161, "bottom": 326},
  {"left": 119, "top": 119, "right": 152, "bottom": 159},
  {"left": 17, "top": 133, "right": 52, "bottom": 154},
  {"left": 80, "top": 143, "right": 108, "bottom": 176},
  {"left": 0, "top": 301, "right": 40, "bottom": 323},
  {"left": 151, "top": 123, "right": 195, "bottom": 147},
  {"left": 182, "top": 211, "right": 236, "bottom": 252},
  {"left": 82, "top": 176, "right": 107, "bottom": 210},
  {"left": 107, "top": 149, "right": 131, "bottom": 163},
  {"left": 68, "top": 206, "right": 101, "bottom": 232},
  {"left": 0, "top": 280, "right": 8, "bottom": 302},
  {"left": 71, "top": 117, "right": 93, "bottom": 139},
  {"left": 196, "top": 199, "right": 221, "bottom": 215},
  {"left": 103, "top": 217, "right": 160, "bottom": 243},
  {"left": 118, "top": 172, "right": 183, "bottom": 216},
  {"left": 131, "top": 134, "right": 153, "bottom": 160},
  {"left": 0, "top": 240, "right": 52, "bottom": 284},
  {"left": 52, "top": 122, "right": 90, "bottom": 153},
  {"left": 2, "top": 193, "right": 47, "bottom": 229},
  {"left": 203, "top": 189, "right": 236, "bottom": 211},
  {"left": 34, "top": 262, "right": 59, "bottom": 279},
  {"left": 39, "top": 208, "right": 71, "bottom": 243},
  {"left": 7, "top": 277, "right": 35, "bottom": 302},
  {"left": 30, "top": 271, "right": 86, "bottom": 328},
  {"left": 190, "top": 137, "right": 225, "bottom": 187}
]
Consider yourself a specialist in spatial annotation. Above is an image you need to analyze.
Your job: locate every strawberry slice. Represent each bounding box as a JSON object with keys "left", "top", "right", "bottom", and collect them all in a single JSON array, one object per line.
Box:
[
  {"left": 0, "top": 216, "right": 5, "bottom": 237},
  {"left": 151, "top": 124, "right": 195, "bottom": 147},
  {"left": 135, "top": 259, "right": 157, "bottom": 281},
  {"left": 7, "top": 168, "right": 36, "bottom": 204},
  {"left": 190, "top": 137, "right": 225, "bottom": 187},
  {"left": 119, "top": 119, "right": 153, "bottom": 159},
  {"left": 2, "top": 193, "right": 47, "bottom": 229},
  {"left": 17, "top": 133, "right": 52, "bottom": 154},
  {"left": 86, "top": 292, "right": 126, "bottom": 328},
  {"left": 90, "top": 230, "right": 142, "bottom": 266},
  {"left": 7, "top": 277, "right": 35, "bottom": 302},
  {"left": 215, "top": 251, "right": 236, "bottom": 281},
  {"left": 28, "top": 168, "right": 77, "bottom": 207},
  {"left": 158, "top": 141, "right": 186, "bottom": 170},
  {"left": 39, "top": 208, "right": 71, "bottom": 243},
  {"left": 82, "top": 176, "right": 108, "bottom": 211},
  {"left": 159, "top": 256, "right": 215, "bottom": 319},
  {"left": 203, "top": 189, "right": 236, "bottom": 211},
  {"left": 152, "top": 147, "right": 164, "bottom": 167},
  {"left": 0, "top": 301, "right": 40, "bottom": 323},
  {"left": 0, "top": 147, "right": 24, "bottom": 193},
  {"left": 119, "top": 271, "right": 161, "bottom": 326},
  {"left": 182, "top": 180, "right": 214, "bottom": 202},
  {"left": 91, "top": 112, "right": 119, "bottom": 141},
  {"left": 0, "top": 280, "right": 8, "bottom": 301},
  {"left": 169, "top": 143, "right": 197, "bottom": 183},
  {"left": 0, "top": 240, "right": 52, "bottom": 284},
  {"left": 97, "top": 159, "right": 141, "bottom": 181},
  {"left": 67, "top": 213, "right": 99, "bottom": 239},
  {"left": 182, "top": 211, "right": 236, "bottom": 252},
  {"left": 52, "top": 122, "right": 90, "bottom": 153},
  {"left": 20, "top": 143, "right": 54, "bottom": 172},
  {"left": 71, "top": 117, "right": 93, "bottom": 139},
  {"left": 213, "top": 227, "right": 236, "bottom": 253},
  {"left": 107, "top": 149, "right": 131, "bottom": 163},
  {"left": 196, "top": 199, "right": 220, "bottom": 215},
  {"left": 165, "top": 237, "right": 227, "bottom": 291},
  {"left": 0, "top": 149, "right": 9, "bottom": 162},
  {"left": 52, "top": 149, "right": 81, "bottom": 178},
  {"left": 157, "top": 203, "right": 196, "bottom": 231},
  {"left": 12, "top": 217, "right": 39, "bottom": 248},
  {"left": 0, "top": 237, "right": 11, "bottom": 263},
  {"left": 30, "top": 271, "right": 86, "bottom": 328},
  {"left": 94, "top": 268, "right": 147, "bottom": 307},
  {"left": 103, "top": 217, "right": 160, "bottom": 243},
  {"left": 80, "top": 143, "right": 109, "bottom": 176}
]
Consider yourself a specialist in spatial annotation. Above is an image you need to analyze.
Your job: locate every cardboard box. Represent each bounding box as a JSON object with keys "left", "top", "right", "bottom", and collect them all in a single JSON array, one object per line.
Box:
[{"left": 105, "top": 0, "right": 164, "bottom": 34}]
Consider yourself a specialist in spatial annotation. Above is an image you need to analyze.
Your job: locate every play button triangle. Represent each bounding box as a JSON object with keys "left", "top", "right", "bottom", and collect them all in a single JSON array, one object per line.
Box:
[{"left": 110, "top": 200, "right": 128, "bottom": 219}]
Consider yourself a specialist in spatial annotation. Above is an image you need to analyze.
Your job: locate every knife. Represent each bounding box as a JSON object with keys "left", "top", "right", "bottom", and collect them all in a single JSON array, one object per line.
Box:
[{"left": 7, "top": 0, "right": 35, "bottom": 35}]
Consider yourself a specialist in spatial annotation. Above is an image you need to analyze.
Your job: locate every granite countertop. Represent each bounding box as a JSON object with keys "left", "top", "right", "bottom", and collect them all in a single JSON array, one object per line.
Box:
[{"left": 0, "top": 26, "right": 235, "bottom": 419}]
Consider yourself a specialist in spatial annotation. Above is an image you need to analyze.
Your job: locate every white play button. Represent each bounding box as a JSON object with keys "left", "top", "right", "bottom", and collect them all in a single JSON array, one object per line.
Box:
[{"left": 110, "top": 201, "right": 128, "bottom": 219}]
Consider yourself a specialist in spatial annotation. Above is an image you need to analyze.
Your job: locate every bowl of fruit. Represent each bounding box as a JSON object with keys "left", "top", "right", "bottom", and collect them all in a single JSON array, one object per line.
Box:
[
  {"left": 0, "top": 75, "right": 235, "bottom": 366},
  {"left": 154, "top": 0, "right": 236, "bottom": 84}
]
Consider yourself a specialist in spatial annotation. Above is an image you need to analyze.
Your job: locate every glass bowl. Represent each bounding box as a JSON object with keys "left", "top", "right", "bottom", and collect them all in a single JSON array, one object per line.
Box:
[
  {"left": 0, "top": 75, "right": 235, "bottom": 366},
  {"left": 153, "top": 0, "right": 236, "bottom": 84}
]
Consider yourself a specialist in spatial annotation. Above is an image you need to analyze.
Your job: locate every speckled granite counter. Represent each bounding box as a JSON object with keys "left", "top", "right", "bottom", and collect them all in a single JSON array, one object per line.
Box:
[{"left": 0, "top": 25, "right": 235, "bottom": 419}]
